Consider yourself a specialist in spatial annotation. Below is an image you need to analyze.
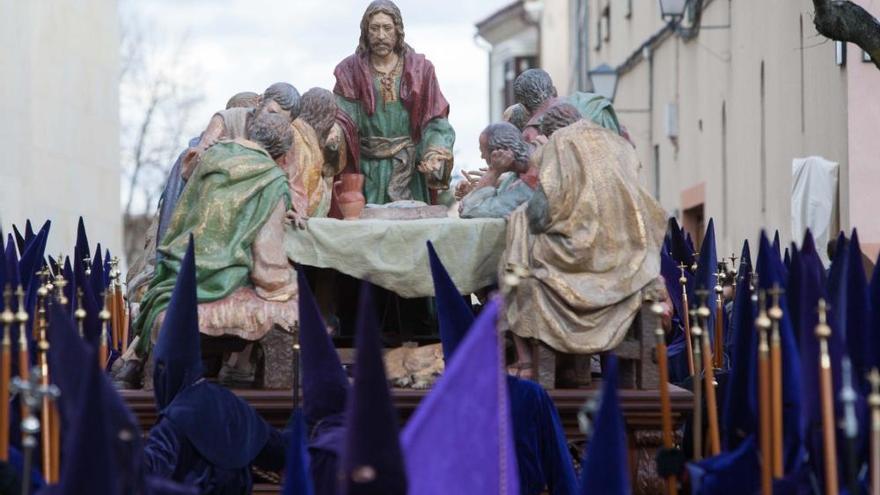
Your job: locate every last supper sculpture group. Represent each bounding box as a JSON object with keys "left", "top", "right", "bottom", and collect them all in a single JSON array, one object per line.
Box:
[{"left": 116, "top": 0, "right": 671, "bottom": 395}]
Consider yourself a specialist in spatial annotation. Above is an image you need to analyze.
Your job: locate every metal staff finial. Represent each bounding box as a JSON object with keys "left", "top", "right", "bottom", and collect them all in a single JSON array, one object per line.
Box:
[
  {"left": 54, "top": 272, "right": 68, "bottom": 308},
  {"left": 11, "top": 366, "right": 59, "bottom": 495},
  {"left": 83, "top": 256, "right": 92, "bottom": 277},
  {"left": 74, "top": 289, "right": 87, "bottom": 338}
]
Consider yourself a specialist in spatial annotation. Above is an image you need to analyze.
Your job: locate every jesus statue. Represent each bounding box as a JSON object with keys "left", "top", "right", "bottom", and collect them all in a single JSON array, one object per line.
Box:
[{"left": 333, "top": 0, "right": 455, "bottom": 205}]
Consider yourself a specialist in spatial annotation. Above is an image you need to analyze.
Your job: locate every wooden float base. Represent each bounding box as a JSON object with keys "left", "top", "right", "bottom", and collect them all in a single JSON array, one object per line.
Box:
[{"left": 122, "top": 384, "right": 692, "bottom": 495}]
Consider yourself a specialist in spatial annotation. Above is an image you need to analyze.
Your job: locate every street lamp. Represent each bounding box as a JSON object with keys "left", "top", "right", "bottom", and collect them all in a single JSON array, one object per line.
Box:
[
  {"left": 658, "top": 0, "right": 689, "bottom": 23},
  {"left": 588, "top": 63, "right": 619, "bottom": 101}
]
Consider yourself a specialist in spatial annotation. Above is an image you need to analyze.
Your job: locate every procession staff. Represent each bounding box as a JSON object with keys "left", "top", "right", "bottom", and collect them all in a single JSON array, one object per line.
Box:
[
  {"left": 728, "top": 254, "right": 738, "bottom": 301},
  {"left": 816, "top": 299, "right": 838, "bottom": 495},
  {"left": 110, "top": 257, "right": 125, "bottom": 351},
  {"left": 696, "top": 294, "right": 720, "bottom": 456},
  {"left": 17, "top": 285, "right": 31, "bottom": 426},
  {"left": 768, "top": 284, "right": 784, "bottom": 478},
  {"left": 755, "top": 291, "right": 772, "bottom": 495},
  {"left": 38, "top": 276, "right": 55, "bottom": 482},
  {"left": 690, "top": 310, "right": 703, "bottom": 461},
  {"left": 713, "top": 268, "right": 725, "bottom": 369},
  {"left": 868, "top": 368, "right": 880, "bottom": 495},
  {"left": 652, "top": 302, "right": 677, "bottom": 495},
  {"left": 679, "top": 264, "right": 695, "bottom": 376},
  {"left": 0, "top": 286, "right": 13, "bottom": 461},
  {"left": 99, "top": 297, "right": 110, "bottom": 367}
]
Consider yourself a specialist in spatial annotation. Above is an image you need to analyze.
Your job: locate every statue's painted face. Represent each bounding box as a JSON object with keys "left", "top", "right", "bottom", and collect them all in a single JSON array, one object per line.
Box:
[
  {"left": 479, "top": 132, "right": 490, "bottom": 163},
  {"left": 368, "top": 12, "right": 397, "bottom": 57},
  {"left": 257, "top": 99, "right": 292, "bottom": 122}
]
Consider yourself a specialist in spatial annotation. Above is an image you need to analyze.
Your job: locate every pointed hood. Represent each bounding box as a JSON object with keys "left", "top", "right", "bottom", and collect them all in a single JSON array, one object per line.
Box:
[
  {"left": 721, "top": 241, "right": 756, "bottom": 452},
  {"left": 427, "top": 241, "right": 474, "bottom": 361},
  {"left": 18, "top": 221, "right": 49, "bottom": 291},
  {"left": 48, "top": 303, "right": 148, "bottom": 494},
  {"left": 687, "top": 435, "right": 761, "bottom": 495},
  {"left": 152, "top": 236, "right": 202, "bottom": 410},
  {"left": 840, "top": 230, "right": 871, "bottom": 384},
  {"left": 48, "top": 304, "right": 118, "bottom": 494},
  {"left": 666, "top": 217, "right": 693, "bottom": 266},
  {"left": 282, "top": 409, "right": 315, "bottom": 495},
  {"left": 12, "top": 225, "right": 25, "bottom": 255},
  {"left": 755, "top": 232, "right": 803, "bottom": 472},
  {"left": 339, "top": 283, "right": 407, "bottom": 495},
  {"left": 24, "top": 220, "right": 34, "bottom": 244},
  {"left": 871, "top": 252, "right": 880, "bottom": 370},
  {"left": 579, "top": 355, "right": 630, "bottom": 494},
  {"left": 694, "top": 219, "right": 718, "bottom": 345},
  {"left": 773, "top": 230, "right": 782, "bottom": 259},
  {"left": 298, "top": 268, "right": 349, "bottom": 427},
  {"left": 402, "top": 298, "right": 519, "bottom": 494}
]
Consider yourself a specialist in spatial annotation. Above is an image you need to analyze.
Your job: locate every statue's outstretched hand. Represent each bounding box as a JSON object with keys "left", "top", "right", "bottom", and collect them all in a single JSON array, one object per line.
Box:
[
  {"left": 285, "top": 208, "right": 308, "bottom": 230},
  {"left": 417, "top": 155, "right": 445, "bottom": 174},
  {"left": 181, "top": 147, "right": 202, "bottom": 180},
  {"left": 454, "top": 180, "right": 473, "bottom": 201}
]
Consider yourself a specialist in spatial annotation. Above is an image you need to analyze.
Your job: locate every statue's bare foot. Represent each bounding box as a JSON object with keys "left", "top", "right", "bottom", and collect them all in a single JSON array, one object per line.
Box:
[{"left": 507, "top": 361, "right": 534, "bottom": 380}]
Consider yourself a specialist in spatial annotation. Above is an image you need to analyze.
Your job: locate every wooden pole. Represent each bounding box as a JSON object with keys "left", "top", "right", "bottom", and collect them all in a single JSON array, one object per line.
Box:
[
  {"left": 111, "top": 257, "right": 128, "bottom": 353},
  {"left": 868, "top": 368, "right": 880, "bottom": 495},
  {"left": 756, "top": 291, "right": 773, "bottom": 495},
  {"left": 691, "top": 310, "right": 704, "bottom": 460},
  {"left": 697, "top": 297, "right": 721, "bottom": 457},
  {"left": 0, "top": 286, "right": 14, "bottom": 461},
  {"left": 679, "top": 264, "right": 695, "bottom": 376},
  {"left": 768, "top": 285, "right": 785, "bottom": 478},
  {"left": 816, "top": 299, "right": 839, "bottom": 495},
  {"left": 652, "top": 303, "right": 678, "bottom": 495}
]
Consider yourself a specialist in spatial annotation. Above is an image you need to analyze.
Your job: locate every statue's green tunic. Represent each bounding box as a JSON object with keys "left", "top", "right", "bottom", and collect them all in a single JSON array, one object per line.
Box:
[
  {"left": 133, "top": 141, "right": 290, "bottom": 355},
  {"left": 335, "top": 73, "right": 455, "bottom": 204}
]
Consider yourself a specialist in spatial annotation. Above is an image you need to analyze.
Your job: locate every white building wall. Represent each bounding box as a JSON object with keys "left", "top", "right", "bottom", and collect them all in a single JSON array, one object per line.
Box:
[
  {"left": 0, "top": 0, "right": 121, "bottom": 258},
  {"left": 566, "top": 0, "right": 853, "bottom": 256}
]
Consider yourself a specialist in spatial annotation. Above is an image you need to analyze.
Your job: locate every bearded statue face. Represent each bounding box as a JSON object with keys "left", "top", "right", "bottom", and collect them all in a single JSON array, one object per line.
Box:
[{"left": 367, "top": 12, "right": 397, "bottom": 57}]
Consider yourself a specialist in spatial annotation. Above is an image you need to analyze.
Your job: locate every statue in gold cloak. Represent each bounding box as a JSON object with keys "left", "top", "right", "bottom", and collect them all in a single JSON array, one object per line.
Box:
[{"left": 501, "top": 119, "right": 666, "bottom": 355}]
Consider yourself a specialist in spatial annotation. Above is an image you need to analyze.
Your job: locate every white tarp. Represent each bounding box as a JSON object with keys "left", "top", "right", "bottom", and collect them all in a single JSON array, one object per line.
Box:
[{"left": 791, "top": 156, "right": 839, "bottom": 267}]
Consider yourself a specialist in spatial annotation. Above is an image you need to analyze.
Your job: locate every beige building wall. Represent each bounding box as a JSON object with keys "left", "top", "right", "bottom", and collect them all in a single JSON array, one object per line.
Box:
[
  {"left": 0, "top": 0, "right": 121, "bottom": 258},
  {"left": 574, "top": 0, "right": 854, "bottom": 256},
  {"left": 539, "top": 0, "right": 574, "bottom": 94},
  {"left": 845, "top": 1, "right": 880, "bottom": 260}
]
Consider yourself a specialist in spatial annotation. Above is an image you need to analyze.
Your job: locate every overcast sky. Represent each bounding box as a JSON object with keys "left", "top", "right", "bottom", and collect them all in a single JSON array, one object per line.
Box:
[{"left": 122, "top": 0, "right": 512, "bottom": 177}]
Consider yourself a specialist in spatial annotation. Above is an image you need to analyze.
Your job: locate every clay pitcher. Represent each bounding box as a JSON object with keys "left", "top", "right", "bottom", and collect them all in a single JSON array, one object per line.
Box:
[{"left": 334, "top": 173, "right": 366, "bottom": 220}]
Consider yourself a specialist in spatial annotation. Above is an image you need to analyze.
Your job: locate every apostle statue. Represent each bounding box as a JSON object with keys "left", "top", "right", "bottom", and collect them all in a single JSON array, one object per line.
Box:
[{"left": 332, "top": 0, "right": 455, "bottom": 205}]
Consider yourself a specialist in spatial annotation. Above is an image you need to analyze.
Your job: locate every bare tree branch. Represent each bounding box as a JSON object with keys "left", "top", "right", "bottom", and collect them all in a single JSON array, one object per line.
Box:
[{"left": 813, "top": 0, "right": 880, "bottom": 69}]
